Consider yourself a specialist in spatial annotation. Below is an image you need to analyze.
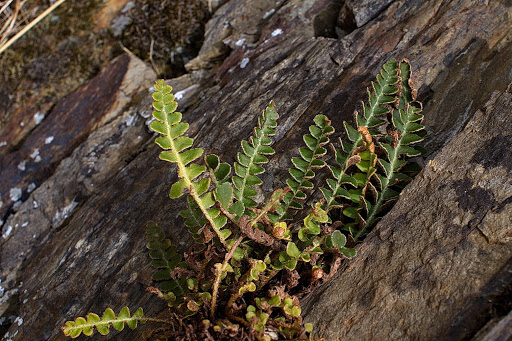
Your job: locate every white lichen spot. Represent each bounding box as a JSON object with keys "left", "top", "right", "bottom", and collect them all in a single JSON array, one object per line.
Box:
[
  {"left": 17, "top": 161, "right": 27, "bottom": 172},
  {"left": 29, "top": 148, "right": 42, "bottom": 162},
  {"left": 0, "top": 141, "right": 7, "bottom": 147},
  {"left": 14, "top": 316, "right": 23, "bottom": 326},
  {"left": 263, "top": 9, "right": 275, "bottom": 19},
  {"left": 19, "top": 121, "right": 24, "bottom": 127},
  {"left": 22, "top": 298, "right": 28, "bottom": 304},
  {"left": 27, "top": 183, "right": 36, "bottom": 193},
  {"left": 45, "top": 136, "right": 54, "bottom": 144},
  {"left": 2, "top": 225, "right": 12, "bottom": 239},
  {"left": 124, "top": 115, "right": 135, "bottom": 127},
  {"left": 235, "top": 38, "right": 246, "bottom": 47},
  {"left": 0, "top": 279, "right": 4, "bottom": 296},
  {"left": 174, "top": 84, "right": 199, "bottom": 101},
  {"left": 53, "top": 200, "right": 79, "bottom": 224},
  {"left": 30, "top": 148, "right": 39, "bottom": 160},
  {"left": 33, "top": 234, "right": 36, "bottom": 239},
  {"left": 75, "top": 238, "right": 85, "bottom": 250},
  {"left": 121, "top": 1, "right": 134, "bottom": 13},
  {"left": 148, "top": 86, "right": 156, "bottom": 93},
  {"left": 9, "top": 188, "right": 22, "bottom": 201},
  {"left": 33, "top": 200, "right": 39, "bottom": 209},
  {"left": 33, "top": 112, "right": 45, "bottom": 125},
  {"left": 240, "top": 57, "right": 250, "bottom": 69},
  {"left": 21, "top": 222, "right": 28, "bottom": 227},
  {"left": 271, "top": 28, "right": 283, "bottom": 37}
]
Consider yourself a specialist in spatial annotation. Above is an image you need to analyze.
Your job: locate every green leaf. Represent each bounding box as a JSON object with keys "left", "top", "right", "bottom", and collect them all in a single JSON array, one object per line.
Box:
[
  {"left": 344, "top": 121, "right": 360, "bottom": 142},
  {"left": 170, "top": 179, "right": 187, "bottom": 198},
  {"left": 228, "top": 201, "right": 245, "bottom": 217},
  {"left": 343, "top": 207, "right": 358, "bottom": 219},
  {"left": 180, "top": 148, "right": 203, "bottom": 166},
  {"left": 215, "top": 183, "right": 233, "bottom": 210},
  {"left": 62, "top": 307, "right": 146, "bottom": 338},
  {"left": 193, "top": 178, "right": 210, "bottom": 196},
  {"left": 331, "top": 230, "right": 347, "bottom": 249},
  {"left": 340, "top": 247, "right": 357, "bottom": 258},
  {"left": 286, "top": 242, "right": 301, "bottom": 258},
  {"left": 146, "top": 222, "right": 188, "bottom": 296},
  {"left": 232, "top": 102, "right": 279, "bottom": 207}
]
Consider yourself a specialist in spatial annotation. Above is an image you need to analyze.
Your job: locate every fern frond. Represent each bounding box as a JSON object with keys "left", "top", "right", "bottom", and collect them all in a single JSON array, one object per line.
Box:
[
  {"left": 146, "top": 221, "right": 189, "bottom": 295},
  {"left": 322, "top": 59, "right": 401, "bottom": 210},
  {"left": 151, "top": 80, "right": 230, "bottom": 246},
  {"left": 275, "top": 115, "right": 334, "bottom": 221},
  {"left": 355, "top": 59, "right": 424, "bottom": 239},
  {"left": 231, "top": 101, "right": 279, "bottom": 218},
  {"left": 62, "top": 307, "right": 146, "bottom": 338},
  {"left": 206, "top": 154, "right": 232, "bottom": 187}
]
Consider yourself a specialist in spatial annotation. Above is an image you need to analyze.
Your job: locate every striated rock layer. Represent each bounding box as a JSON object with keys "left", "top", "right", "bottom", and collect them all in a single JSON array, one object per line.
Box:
[{"left": 1, "top": 0, "right": 511, "bottom": 340}]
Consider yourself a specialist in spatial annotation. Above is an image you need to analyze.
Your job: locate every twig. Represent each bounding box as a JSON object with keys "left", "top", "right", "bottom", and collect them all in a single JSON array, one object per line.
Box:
[
  {"left": 210, "top": 234, "right": 244, "bottom": 319},
  {"left": 0, "top": 0, "right": 66, "bottom": 55}
]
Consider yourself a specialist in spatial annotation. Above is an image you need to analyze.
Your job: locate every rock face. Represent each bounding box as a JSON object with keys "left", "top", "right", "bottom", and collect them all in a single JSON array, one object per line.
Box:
[
  {"left": 302, "top": 90, "right": 512, "bottom": 340},
  {"left": 1, "top": 0, "right": 511, "bottom": 340}
]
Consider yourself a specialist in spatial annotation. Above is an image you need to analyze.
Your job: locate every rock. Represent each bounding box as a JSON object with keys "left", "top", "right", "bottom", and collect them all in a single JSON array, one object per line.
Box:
[
  {"left": 302, "top": 90, "right": 512, "bottom": 340},
  {"left": 1, "top": 0, "right": 512, "bottom": 340},
  {"left": 0, "top": 53, "right": 156, "bottom": 327},
  {"left": 478, "top": 309, "right": 512, "bottom": 341},
  {"left": 345, "top": 0, "right": 396, "bottom": 28},
  {"left": 0, "top": 54, "right": 156, "bottom": 223}
]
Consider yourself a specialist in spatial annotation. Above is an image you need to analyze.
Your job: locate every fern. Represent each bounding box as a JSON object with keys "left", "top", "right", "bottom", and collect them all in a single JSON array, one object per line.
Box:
[
  {"left": 146, "top": 221, "right": 189, "bottom": 296},
  {"left": 230, "top": 101, "right": 279, "bottom": 219},
  {"left": 321, "top": 58, "right": 401, "bottom": 211},
  {"left": 62, "top": 58, "right": 426, "bottom": 340},
  {"left": 61, "top": 307, "right": 148, "bottom": 338},
  {"left": 357, "top": 59, "right": 424, "bottom": 239},
  {"left": 150, "top": 80, "right": 231, "bottom": 246},
  {"left": 274, "top": 115, "right": 334, "bottom": 221}
]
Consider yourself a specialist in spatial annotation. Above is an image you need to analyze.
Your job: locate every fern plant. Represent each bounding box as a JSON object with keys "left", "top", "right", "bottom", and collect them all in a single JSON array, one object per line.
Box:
[{"left": 62, "top": 58, "right": 425, "bottom": 340}]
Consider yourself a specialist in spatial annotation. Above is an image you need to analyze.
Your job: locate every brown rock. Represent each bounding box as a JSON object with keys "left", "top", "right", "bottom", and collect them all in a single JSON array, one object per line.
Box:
[
  {"left": 1, "top": 0, "right": 512, "bottom": 340},
  {"left": 0, "top": 54, "right": 155, "bottom": 222},
  {"left": 303, "top": 90, "right": 512, "bottom": 340}
]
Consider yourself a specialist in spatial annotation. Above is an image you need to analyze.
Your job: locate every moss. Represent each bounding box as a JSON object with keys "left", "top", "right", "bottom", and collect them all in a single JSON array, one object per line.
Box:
[
  {"left": 0, "top": 0, "right": 210, "bottom": 130},
  {"left": 119, "top": 0, "right": 210, "bottom": 78},
  {"left": 0, "top": 0, "right": 109, "bottom": 127}
]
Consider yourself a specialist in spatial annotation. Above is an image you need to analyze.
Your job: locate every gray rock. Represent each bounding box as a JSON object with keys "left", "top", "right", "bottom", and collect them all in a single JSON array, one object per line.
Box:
[
  {"left": 1, "top": 0, "right": 512, "bottom": 340},
  {"left": 302, "top": 90, "right": 512, "bottom": 340}
]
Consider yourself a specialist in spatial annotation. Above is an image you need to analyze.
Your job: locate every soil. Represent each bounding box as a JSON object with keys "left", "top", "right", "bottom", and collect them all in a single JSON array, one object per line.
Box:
[{"left": 0, "top": 0, "right": 210, "bottom": 130}]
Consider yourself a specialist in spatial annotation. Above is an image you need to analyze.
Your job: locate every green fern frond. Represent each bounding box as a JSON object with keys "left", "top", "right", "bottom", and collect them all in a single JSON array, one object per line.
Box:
[
  {"left": 151, "top": 80, "right": 230, "bottom": 246},
  {"left": 62, "top": 307, "right": 146, "bottom": 338},
  {"left": 206, "top": 154, "right": 232, "bottom": 187},
  {"left": 355, "top": 59, "right": 424, "bottom": 239},
  {"left": 275, "top": 115, "right": 334, "bottom": 221},
  {"left": 146, "top": 221, "right": 189, "bottom": 295},
  {"left": 322, "top": 59, "right": 401, "bottom": 210},
  {"left": 230, "top": 101, "right": 279, "bottom": 219}
]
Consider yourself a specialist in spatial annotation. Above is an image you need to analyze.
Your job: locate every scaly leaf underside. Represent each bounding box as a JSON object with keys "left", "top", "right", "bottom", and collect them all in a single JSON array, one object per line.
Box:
[
  {"left": 322, "top": 58, "right": 401, "bottom": 210},
  {"left": 231, "top": 101, "right": 279, "bottom": 218},
  {"left": 150, "top": 80, "right": 231, "bottom": 246},
  {"left": 275, "top": 115, "right": 334, "bottom": 221},
  {"left": 62, "top": 307, "right": 145, "bottom": 338}
]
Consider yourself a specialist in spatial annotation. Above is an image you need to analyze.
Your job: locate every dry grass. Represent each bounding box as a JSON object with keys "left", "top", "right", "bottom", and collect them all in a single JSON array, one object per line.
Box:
[{"left": 0, "top": 0, "right": 68, "bottom": 55}]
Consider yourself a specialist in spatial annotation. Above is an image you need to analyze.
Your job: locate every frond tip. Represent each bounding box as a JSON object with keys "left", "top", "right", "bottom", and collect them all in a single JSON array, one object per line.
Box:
[{"left": 61, "top": 307, "right": 145, "bottom": 338}]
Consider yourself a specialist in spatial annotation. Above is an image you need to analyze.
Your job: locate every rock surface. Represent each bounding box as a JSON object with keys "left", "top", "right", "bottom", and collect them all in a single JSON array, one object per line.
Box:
[
  {"left": 1, "top": 0, "right": 511, "bottom": 340},
  {"left": 302, "top": 90, "right": 512, "bottom": 340}
]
